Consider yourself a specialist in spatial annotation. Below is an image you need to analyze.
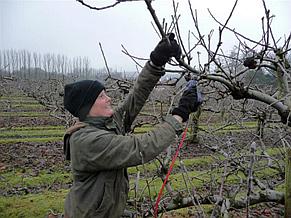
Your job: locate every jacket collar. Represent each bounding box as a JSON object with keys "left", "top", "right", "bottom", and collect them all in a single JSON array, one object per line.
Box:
[{"left": 63, "top": 121, "right": 87, "bottom": 161}]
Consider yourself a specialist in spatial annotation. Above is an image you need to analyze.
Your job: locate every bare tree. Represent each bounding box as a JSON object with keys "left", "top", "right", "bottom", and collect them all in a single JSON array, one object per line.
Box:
[{"left": 76, "top": 0, "right": 290, "bottom": 216}]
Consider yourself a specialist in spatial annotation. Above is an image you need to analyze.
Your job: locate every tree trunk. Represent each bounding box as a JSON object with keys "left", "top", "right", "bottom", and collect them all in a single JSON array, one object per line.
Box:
[{"left": 189, "top": 108, "right": 201, "bottom": 144}]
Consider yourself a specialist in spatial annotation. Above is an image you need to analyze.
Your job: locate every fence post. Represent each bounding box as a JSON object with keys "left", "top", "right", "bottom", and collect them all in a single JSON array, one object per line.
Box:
[{"left": 286, "top": 149, "right": 291, "bottom": 218}]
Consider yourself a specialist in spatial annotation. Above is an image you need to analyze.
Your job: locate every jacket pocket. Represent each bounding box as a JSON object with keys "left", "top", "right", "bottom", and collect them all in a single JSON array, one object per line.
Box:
[{"left": 94, "top": 183, "right": 114, "bottom": 215}]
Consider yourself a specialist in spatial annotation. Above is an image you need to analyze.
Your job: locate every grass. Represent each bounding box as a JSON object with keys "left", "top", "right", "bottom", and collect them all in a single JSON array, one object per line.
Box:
[
  {"left": 0, "top": 126, "right": 64, "bottom": 143},
  {"left": 0, "top": 112, "right": 49, "bottom": 117},
  {"left": 133, "top": 121, "right": 260, "bottom": 134},
  {"left": 0, "top": 96, "right": 39, "bottom": 103},
  {"left": 199, "top": 121, "right": 258, "bottom": 133},
  {"left": 0, "top": 126, "right": 64, "bottom": 131},
  {"left": 128, "top": 170, "right": 208, "bottom": 199},
  {"left": 0, "top": 129, "right": 64, "bottom": 138},
  {"left": 161, "top": 205, "right": 214, "bottom": 217},
  {"left": 127, "top": 156, "right": 214, "bottom": 175},
  {"left": 0, "top": 190, "right": 68, "bottom": 218},
  {"left": 0, "top": 96, "right": 36, "bottom": 100},
  {"left": 0, "top": 170, "right": 72, "bottom": 191},
  {"left": 0, "top": 190, "right": 214, "bottom": 218},
  {"left": 0, "top": 136, "right": 63, "bottom": 144},
  {"left": 179, "top": 156, "right": 214, "bottom": 168},
  {"left": 0, "top": 104, "right": 45, "bottom": 109},
  {"left": 260, "top": 147, "right": 285, "bottom": 156},
  {"left": 133, "top": 124, "right": 155, "bottom": 134},
  {"left": 0, "top": 99, "right": 39, "bottom": 103}
]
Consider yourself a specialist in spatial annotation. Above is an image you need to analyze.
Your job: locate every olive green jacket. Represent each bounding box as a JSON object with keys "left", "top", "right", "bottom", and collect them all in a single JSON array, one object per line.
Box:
[{"left": 64, "top": 62, "right": 183, "bottom": 218}]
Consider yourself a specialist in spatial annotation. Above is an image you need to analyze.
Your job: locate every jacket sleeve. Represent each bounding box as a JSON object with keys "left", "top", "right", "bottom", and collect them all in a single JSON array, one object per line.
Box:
[
  {"left": 114, "top": 61, "right": 164, "bottom": 133},
  {"left": 70, "top": 116, "right": 182, "bottom": 172}
]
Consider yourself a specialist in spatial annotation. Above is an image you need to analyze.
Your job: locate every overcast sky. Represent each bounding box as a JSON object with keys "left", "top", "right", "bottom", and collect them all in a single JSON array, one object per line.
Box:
[{"left": 1, "top": 0, "right": 290, "bottom": 72}]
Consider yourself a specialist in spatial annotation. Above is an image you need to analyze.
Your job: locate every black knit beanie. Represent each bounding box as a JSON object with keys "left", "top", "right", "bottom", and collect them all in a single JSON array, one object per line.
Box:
[{"left": 64, "top": 80, "right": 105, "bottom": 121}]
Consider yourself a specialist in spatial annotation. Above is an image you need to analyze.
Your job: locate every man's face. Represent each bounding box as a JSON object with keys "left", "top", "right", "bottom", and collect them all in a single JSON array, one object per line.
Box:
[{"left": 88, "top": 90, "right": 113, "bottom": 117}]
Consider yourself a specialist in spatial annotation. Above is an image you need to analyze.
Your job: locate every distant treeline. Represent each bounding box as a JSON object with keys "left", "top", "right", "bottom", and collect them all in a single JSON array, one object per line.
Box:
[
  {"left": 0, "top": 49, "right": 279, "bottom": 86},
  {"left": 0, "top": 49, "right": 134, "bottom": 81}
]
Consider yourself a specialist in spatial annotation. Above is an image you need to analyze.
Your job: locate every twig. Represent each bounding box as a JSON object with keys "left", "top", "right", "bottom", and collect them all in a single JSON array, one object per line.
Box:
[
  {"left": 246, "top": 141, "right": 256, "bottom": 217},
  {"left": 98, "top": 42, "right": 111, "bottom": 78}
]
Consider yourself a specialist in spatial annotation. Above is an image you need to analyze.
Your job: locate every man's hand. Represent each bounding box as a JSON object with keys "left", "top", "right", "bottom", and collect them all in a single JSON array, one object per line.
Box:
[
  {"left": 150, "top": 33, "right": 182, "bottom": 67},
  {"left": 172, "top": 80, "right": 203, "bottom": 122}
]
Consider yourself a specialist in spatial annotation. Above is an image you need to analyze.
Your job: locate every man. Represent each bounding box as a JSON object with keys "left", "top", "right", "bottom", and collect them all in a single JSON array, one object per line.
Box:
[{"left": 63, "top": 34, "right": 202, "bottom": 218}]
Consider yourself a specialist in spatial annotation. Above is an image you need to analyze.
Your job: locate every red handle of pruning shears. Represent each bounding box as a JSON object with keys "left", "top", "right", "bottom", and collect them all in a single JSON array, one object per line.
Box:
[{"left": 154, "top": 126, "right": 188, "bottom": 218}]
